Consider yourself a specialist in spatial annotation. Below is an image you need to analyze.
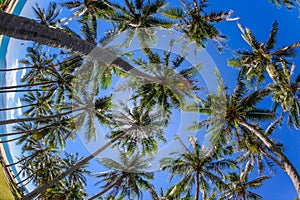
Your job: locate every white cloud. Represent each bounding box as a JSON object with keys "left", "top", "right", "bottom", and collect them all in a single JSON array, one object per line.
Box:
[
  {"left": 20, "top": 67, "right": 26, "bottom": 79},
  {"left": 17, "top": 98, "right": 22, "bottom": 117}
]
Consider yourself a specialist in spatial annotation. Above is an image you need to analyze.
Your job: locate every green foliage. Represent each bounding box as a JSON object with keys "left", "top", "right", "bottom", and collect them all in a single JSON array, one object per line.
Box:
[{"left": 2, "top": 0, "right": 300, "bottom": 199}]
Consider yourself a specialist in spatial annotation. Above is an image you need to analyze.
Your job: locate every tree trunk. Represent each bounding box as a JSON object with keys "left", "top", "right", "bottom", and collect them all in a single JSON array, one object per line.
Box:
[
  {"left": 0, "top": 81, "right": 56, "bottom": 90},
  {"left": 22, "top": 129, "right": 131, "bottom": 200},
  {"left": 0, "top": 89, "right": 45, "bottom": 93},
  {"left": 0, "top": 56, "right": 80, "bottom": 72},
  {"left": 0, "top": 11, "right": 160, "bottom": 84},
  {"left": 195, "top": 172, "right": 200, "bottom": 200},
  {"left": 0, "top": 108, "right": 82, "bottom": 126},
  {"left": 0, "top": 135, "right": 24, "bottom": 143},
  {"left": 6, "top": 151, "right": 43, "bottom": 167},
  {"left": 0, "top": 104, "right": 36, "bottom": 112},
  {"left": 0, "top": 122, "right": 57, "bottom": 137},
  {"left": 237, "top": 119, "right": 300, "bottom": 198},
  {"left": 17, "top": 173, "right": 34, "bottom": 185},
  {"left": 0, "top": 66, "right": 33, "bottom": 72}
]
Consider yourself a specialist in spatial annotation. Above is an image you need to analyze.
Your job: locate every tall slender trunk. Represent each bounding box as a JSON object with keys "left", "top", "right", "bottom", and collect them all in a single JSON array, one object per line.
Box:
[
  {"left": 0, "top": 66, "right": 33, "bottom": 72},
  {"left": 0, "top": 89, "right": 45, "bottom": 93},
  {"left": 0, "top": 108, "right": 82, "bottom": 126},
  {"left": 236, "top": 119, "right": 300, "bottom": 198},
  {"left": 0, "top": 55, "right": 80, "bottom": 72},
  {"left": 0, "top": 81, "right": 56, "bottom": 90},
  {"left": 17, "top": 173, "right": 35, "bottom": 185},
  {"left": 22, "top": 129, "right": 130, "bottom": 200},
  {"left": 14, "top": 166, "right": 25, "bottom": 178},
  {"left": 195, "top": 172, "right": 200, "bottom": 200},
  {"left": 0, "top": 122, "right": 58, "bottom": 137},
  {"left": 6, "top": 150, "right": 43, "bottom": 167},
  {"left": 0, "top": 135, "right": 24, "bottom": 143},
  {"left": 0, "top": 104, "right": 36, "bottom": 112},
  {"left": 0, "top": 11, "right": 160, "bottom": 84}
]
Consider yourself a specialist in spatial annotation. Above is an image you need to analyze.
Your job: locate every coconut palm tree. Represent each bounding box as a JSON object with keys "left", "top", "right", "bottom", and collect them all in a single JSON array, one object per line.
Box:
[
  {"left": 61, "top": 0, "right": 113, "bottom": 26},
  {"left": 220, "top": 161, "right": 270, "bottom": 200},
  {"left": 15, "top": 138, "right": 61, "bottom": 187},
  {"left": 237, "top": 119, "right": 283, "bottom": 175},
  {"left": 20, "top": 91, "right": 53, "bottom": 117},
  {"left": 101, "top": 0, "right": 172, "bottom": 51},
  {"left": 22, "top": 99, "right": 160, "bottom": 199},
  {"left": 20, "top": 45, "right": 57, "bottom": 85},
  {"left": 160, "top": 136, "right": 235, "bottom": 200},
  {"left": 109, "top": 100, "right": 166, "bottom": 154},
  {"left": 89, "top": 151, "right": 157, "bottom": 200},
  {"left": 162, "top": 0, "right": 238, "bottom": 48},
  {"left": 193, "top": 72, "right": 300, "bottom": 197},
  {"left": 228, "top": 22, "right": 300, "bottom": 128},
  {"left": 129, "top": 49, "right": 201, "bottom": 124},
  {"left": 228, "top": 21, "right": 299, "bottom": 84},
  {"left": 0, "top": 11, "right": 161, "bottom": 84},
  {"left": 45, "top": 152, "right": 90, "bottom": 200},
  {"left": 32, "top": 2, "right": 63, "bottom": 27},
  {"left": 268, "top": 61, "right": 300, "bottom": 128}
]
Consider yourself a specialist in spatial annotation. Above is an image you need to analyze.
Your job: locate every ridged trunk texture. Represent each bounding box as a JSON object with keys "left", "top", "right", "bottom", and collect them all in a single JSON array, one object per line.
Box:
[
  {"left": 237, "top": 119, "right": 300, "bottom": 198},
  {"left": 0, "top": 11, "right": 160, "bottom": 83}
]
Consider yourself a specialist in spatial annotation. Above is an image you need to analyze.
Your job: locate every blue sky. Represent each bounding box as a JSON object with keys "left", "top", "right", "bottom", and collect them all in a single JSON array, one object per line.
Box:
[{"left": 2, "top": 0, "right": 300, "bottom": 199}]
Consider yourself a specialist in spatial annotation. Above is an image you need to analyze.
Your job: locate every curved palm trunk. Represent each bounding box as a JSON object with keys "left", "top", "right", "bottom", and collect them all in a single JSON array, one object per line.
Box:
[
  {"left": 236, "top": 119, "right": 300, "bottom": 198},
  {"left": 22, "top": 129, "right": 131, "bottom": 200},
  {"left": 0, "top": 122, "right": 58, "bottom": 137},
  {"left": 0, "top": 11, "right": 160, "bottom": 84},
  {"left": 195, "top": 172, "right": 200, "bottom": 200},
  {"left": 0, "top": 135, "right": 24, "bottom": 143},
  {"left": 0, "top": 89, "right": 45, "bottom": 93},
  {"left": 0, "top": 81, "right": 56, "bottom": 90},
  {"left": 0, "top": 104, "right": 36, "bottom": 112},
  {"left": 17, "top": 173, "right": 35, "bottom": 185},
  {"left": 0, "top": 55, "right": 81, "bottom": 72},
  {"left": 14, "top": 166, "right": 25, "bottom": 178},
  {"left": 0, "top": 108, "right": 82, "bottom": 126},
  {"left": 6, "top": 150, "right": 43, "bottom": 167},
  {"left": 0, "top": 66, "right": 34, "bottom": 72}
]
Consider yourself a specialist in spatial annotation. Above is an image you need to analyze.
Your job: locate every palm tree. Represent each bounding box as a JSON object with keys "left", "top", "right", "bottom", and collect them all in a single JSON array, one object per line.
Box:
[
  {"left": 162, "top": 0, "right": 238, "bottom": 48},
  {"left": 109, "top": 100, "right": 166, "bottom": 154},
  {"left": 47, "top": 152, "right": 90, "bottom": 199},
  {"left": 0, "top": 11, "right": 161, "bottom": 83},
  {"left": 268, "top": 61, "right": 300, "bottom": 128},
  {"left": 193, "top": 73, "right": 300, "bottom": 197},
  {"left": 16, "top": 138, "right": 61, "bottom": 188},
  {"left": 130, "top": 49, "right": 201, "bottom": 124},
  {"left": 32, "top": 2, "right": 64, "bottom": 27},
  {"left": 20, "top": 45, "right": 57, "bottom": 85},
  {"left": 228, "top": 21, "right": 300, "bottom": 84},
  {"left": 237, "top": 119, "right": 283, "bottom": 175},
  {"left": 89, "top": 151, "right": 157, "bottom": 200},
  {"left": 61, "top": 0, "right": 113, "bottom": 26},
  {"left": 228, "top": 21, "right": 300, "bottom": 127},
  {"left": 160, "top": 136, "right": 235, "bottom": 200},
  {"left": 220, "top": 161, "right": 270, "bottom": 200},
  {"left": 22, "top": 104, "right": 155, "bottom": 199},
  {"left": 20, "top": 91, "right": 53, "bottom": 117},
  {"left": 101, "top": 0, "right": 172, "bottom": 53}
]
